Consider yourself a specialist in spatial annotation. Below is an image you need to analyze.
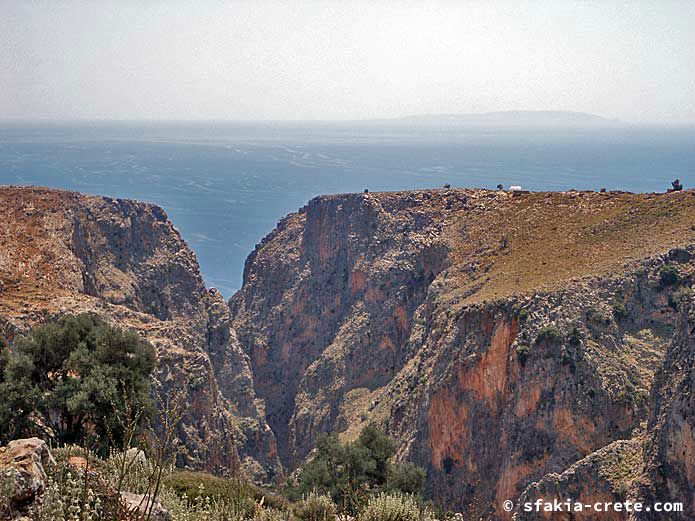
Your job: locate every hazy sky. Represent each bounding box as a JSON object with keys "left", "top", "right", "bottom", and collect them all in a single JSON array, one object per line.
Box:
[{"left": 2, "top": 1, "right": 694, "bottom": 123}]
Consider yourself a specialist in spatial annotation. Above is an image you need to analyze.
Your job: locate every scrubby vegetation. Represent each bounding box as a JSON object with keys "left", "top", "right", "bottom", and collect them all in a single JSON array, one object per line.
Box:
[
  {"left": 294, "top": 492, "right": 336, "bottom": 521},
  {"left": 612, "top": 300, "right": 628, "bottom": 321},
  {"left": 0, "top": 314, "right": 155, "bottom": 453},
  {"left": 2, "top": 435, "right": 432, "bottom": 521},
  {"left": 669, "top": 286, "right": 692, "bottom": 310},
  {"left": 287, "top": 425, "right": 427, "bottom": 513},
  {"left": 517, "top": 308, "right": 530, "bottom": 322},
  {"left": 659, "top": 264, "right": 681, "bottom": 287},
  {"left": 568, "top": 326, "right": 584, "bottom": 346},
  {"left": 515, "top": 344, "right": 531, "bottom": 366},
  {"left": 14, "top": 444, "right": 285, "bottom": 521},
  {"left": 1, "top": 328, "right": 432, "bottom": 521},
  {"left": 535, "top": 325, "right": 562, "bottom": 345},
  {"left": 357, "top": 493, "right": 436, "bottom": 521}
]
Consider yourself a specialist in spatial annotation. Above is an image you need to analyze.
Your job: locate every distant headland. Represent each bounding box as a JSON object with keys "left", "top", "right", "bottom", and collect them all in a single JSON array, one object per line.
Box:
[{"left": 391, "top": 110, "right": 621, "bottom": 126}]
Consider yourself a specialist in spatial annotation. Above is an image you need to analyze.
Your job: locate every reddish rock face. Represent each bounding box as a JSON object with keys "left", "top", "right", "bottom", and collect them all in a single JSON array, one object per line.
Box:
[
  {"left": 230, "top": 192, "right": 456, "bottom": 464},
  {"left": 230, "top": 188, "right": 695, "bottom": 518},
  {"left": 5, "top": 185, "right": 695, "bottom": 517}
]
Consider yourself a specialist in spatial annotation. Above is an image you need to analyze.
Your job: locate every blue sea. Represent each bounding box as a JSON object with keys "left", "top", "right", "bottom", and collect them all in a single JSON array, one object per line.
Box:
[{"left": 1, "top": 121, "right": 694, "bottom": 297}]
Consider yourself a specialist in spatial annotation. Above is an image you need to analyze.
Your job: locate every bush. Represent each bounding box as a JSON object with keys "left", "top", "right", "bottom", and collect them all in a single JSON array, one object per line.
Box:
[
  {"left": 535, "top": 326, "right": 562, "bottom": 345},
  {"left": 39, "top": 451, "right": 122, "bottom": 521},
  {"left": 163, "top": 470, "right": 286, "bottom": 514},
  {"left": 659, "top": 264, "right": 680, "bottom": 287},
  {"left": 386, "top": 463, "right": 426, "bottom": 495},
  {"left": 669, "top": 286, "right": 693, "bottom": 310},
  {"left": 612, "top": 301, "right": 627, "bottom": 321},
  {"left": 40, "top": 447, "right": 291, "bottom": 521},
  {"left": 357, "top": 493, "right": 435, "bottom": 521},
  {"left": 568, "top": 326, "right": 584, "bottom": 346},
  {"left": 164, "top": 471, "right": 248, "bottom": 501},
  {"left": 296, "top": 492, "right": 337, "bottom": 521},
  {"left": 0, "top": 314, "right": 155, "bottom": 453},
  {"left": 291, "top": 425, "right": 426, "bottom": 513},
  {"left": 516, "top": 344, "right": 531, "bottom": 366}
]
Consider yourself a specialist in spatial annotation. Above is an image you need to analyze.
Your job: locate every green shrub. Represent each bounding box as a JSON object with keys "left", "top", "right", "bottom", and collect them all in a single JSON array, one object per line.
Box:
[
  {"left": 357, "top": 493, "right": 435, "bottom": 521},
  {"left": 164, "top": 471, "right": 243, "bottom": 500},
  {"left": 669, "top": 286, "right": 693, "bottom": 310},
  {"left": 291, "top": 425, "right": 426, "bottom": 513},
  {"left": 615, "top": 381, "right": 638, "bottom": 405},
  {"left": 612, "top": 301, "right": 627, "bottom": 321},
  {"left": 295, "top": 492, "right": 337, "bottom": 521},
  {"left": 568, "top": 326, "right": 584, "bottom": 346},
  {"left": 386, "top": 463, "right": 426, "bottom": 495},
  {"left": 0, "top": 314, "right": 155, "bottom": 453},
  {"left": 586, "top": 306, "right": 611, "bottom": 326},
  {"left": 164, "top": 471, "right": 260, "bottom": 514},
  {"left": 535, "top": 326, "right": 562, "bottom": 345},
  {"left": 40, "top": 455, "right": 121, "bottom": 521},
  {"left": 516, "top": 344, "right": 531, "bottom": 366},
  {"left": 659, "top": 264, "right": 680, "bottom": 287},
  {"left": 518, "top": 308, "right": 530, "bottom": 322},
  {"left": 40, "top": 449, "right": 290, "bottom": 521}
]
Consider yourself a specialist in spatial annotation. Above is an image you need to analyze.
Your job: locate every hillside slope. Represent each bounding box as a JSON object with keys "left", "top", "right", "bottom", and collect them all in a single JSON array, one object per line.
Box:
[
  {"left": 0, "top": 186, "right": 280, "bottom": 481},
  {"left": 230, "top": 188, "right": 695, "bottom": 519},
  {"left": 3, "top": 185, "right": 695, "bottom": 519}
]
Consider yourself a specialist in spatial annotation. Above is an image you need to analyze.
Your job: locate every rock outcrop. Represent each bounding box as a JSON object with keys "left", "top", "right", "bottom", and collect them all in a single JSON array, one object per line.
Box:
[
  {"left": 230, "top": 188, "right": 695, "bottom": 519},
  {"left": 0, "top": 186, "right": 279, "bottom": 481},
  {"left": 4, "top": 185, "right": 695, "bottom": 518},
  {"left": 120, "top": 492, "right": 172, "bottom": 521},
  {"left": 635, "top": 292, "right": 695, "bottom": 519},
  {"left": 0, "top": 438, "right": 54, "bottom": 517}
]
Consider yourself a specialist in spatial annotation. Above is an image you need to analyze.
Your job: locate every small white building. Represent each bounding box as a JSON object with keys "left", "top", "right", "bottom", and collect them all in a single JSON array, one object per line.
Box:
[{"left": 509, "top": 185, "right": 523, "bottom": 192}]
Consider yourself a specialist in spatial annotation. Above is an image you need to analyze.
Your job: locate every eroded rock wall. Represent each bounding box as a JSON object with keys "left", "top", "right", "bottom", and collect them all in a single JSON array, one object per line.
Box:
[
  {"left": 0, "top": 187, "right": 280, "bottom": 481},
  {"left": 230, "top": 188, "right": 695, "bottom": 518}
]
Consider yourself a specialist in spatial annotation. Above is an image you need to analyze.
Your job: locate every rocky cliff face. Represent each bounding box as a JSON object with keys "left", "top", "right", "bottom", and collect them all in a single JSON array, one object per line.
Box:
[
  {"left": 230, "top": 192, "right": 454, "bottom": 464},
  {"left": 230, "top": 189, "right": 695, "bottom": 519},
  {"left": 4, "top": 185, "right": 695, "bottom": 519},
  {"left": 0, "top": 187, "right": 280, "bottom": 481},
  {"left": 635, "top": 292, "right": 695, "bottom": 520}
]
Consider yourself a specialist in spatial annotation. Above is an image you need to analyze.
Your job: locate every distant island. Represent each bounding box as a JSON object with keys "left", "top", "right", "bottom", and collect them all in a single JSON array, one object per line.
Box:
[{"left": 392, "top": 110, "right": 621, "bottom": 126}]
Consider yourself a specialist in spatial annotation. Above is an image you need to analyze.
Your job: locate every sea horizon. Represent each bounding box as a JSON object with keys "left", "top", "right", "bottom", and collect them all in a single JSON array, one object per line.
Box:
[{"left": 2, "top": 120, "right": 694, "bottom": 296}]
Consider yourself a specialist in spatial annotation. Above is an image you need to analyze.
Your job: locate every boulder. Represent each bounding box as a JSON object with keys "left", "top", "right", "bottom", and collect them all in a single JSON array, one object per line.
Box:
[
  {"left": 125, "top": 447, "right": 147, "bottom": 466},
  {"left": 0, "top": 438, "right": 55, "bottom": 504},
  {"left": 120, "top": 492, "right": 172, "bottom": 521}
]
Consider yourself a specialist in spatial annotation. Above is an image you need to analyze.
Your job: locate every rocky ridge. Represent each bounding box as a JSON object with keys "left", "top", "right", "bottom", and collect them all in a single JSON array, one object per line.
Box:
[
  {"left": 0, "top": 186, "right": 279, "bottom": 481},
  {"left": 3, "top": 186, "right": 695, "bottom": 519},
  {"left": 230, "top": 188, "right": 695, "bottom": 519}
]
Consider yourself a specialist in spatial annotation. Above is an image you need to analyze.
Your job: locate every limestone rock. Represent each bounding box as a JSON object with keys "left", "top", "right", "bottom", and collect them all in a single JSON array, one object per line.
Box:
[
  {"left": 230, "top": 189, "right": 695, "bottom": 519},
  {"left": 120, "top": 492, "right": 171, "bottom": 521},
  {"left": 0, "top": 187, "right": 279, "bottom": 480},
  {"left": 0, "top": 437, "right": 54, "bottom": 504}
]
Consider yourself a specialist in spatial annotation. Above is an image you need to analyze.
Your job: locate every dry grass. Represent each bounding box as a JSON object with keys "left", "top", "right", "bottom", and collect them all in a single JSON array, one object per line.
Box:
[
  {"left": 0, "top": 187, "right": 83, "bottom": 317},
  {"left": 438, "top": 190, "right": 695, "bottom": 303}
]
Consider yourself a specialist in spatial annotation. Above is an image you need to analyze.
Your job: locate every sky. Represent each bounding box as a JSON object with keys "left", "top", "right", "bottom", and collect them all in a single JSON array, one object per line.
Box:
[{"left": 2, "top": 1, "right": 694, "bottom": 123}]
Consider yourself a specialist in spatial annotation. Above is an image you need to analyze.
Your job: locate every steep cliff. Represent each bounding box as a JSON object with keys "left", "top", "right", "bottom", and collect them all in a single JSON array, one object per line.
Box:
[
  {"left": 4, "top": 185, "right": 695, "bottom": 518},
  {"left": 635, "top": 290, "right": 695, "bottom": 519},
  {"left": 230, "top": 188, "right": 695, "bottom": 519},
  {"left": 0, "top": 186, "right": 280, "bottom": 481}
]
